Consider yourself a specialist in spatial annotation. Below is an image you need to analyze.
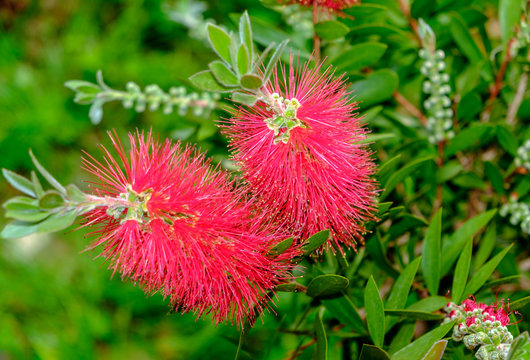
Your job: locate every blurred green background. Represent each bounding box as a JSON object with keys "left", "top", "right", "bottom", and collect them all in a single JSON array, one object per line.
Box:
[{"left": 0, "top": 0, "right": 308, "bottom": 358}]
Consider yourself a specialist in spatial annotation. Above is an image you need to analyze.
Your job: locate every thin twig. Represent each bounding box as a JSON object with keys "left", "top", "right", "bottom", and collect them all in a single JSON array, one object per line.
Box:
[
  {"left": 506, "top": 49, "right": 530, "bottom": 125},
  {"left": 312, "top": 0, "right": 321, "bottom": 64},
  {"left": 393, "top": 91, "right": 428, "bottom": 126}
]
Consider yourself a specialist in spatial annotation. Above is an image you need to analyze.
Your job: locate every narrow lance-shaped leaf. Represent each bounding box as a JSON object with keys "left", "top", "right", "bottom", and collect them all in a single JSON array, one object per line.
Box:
[
  {"left": 463, "top": 243, "right": 514, "bottom": 296},
  {"left": 31, "top": 171, "right": 44, "bottom": 198},
  {"left": 263, "top": 39, "right": 289, "bottom": 83},
  {"left": 302, "top": 230, "right": 330, "bottom": 254},
  {"left": 207, "top": 24, "right": 232, "bottom": 64},
  {"left": 239, "top": 11, "right": 253, "bottom": 61},
  {"left": 391, "top": 322, "right": 454, "bottom": 360},
  {"left": 36, "top": 210, "right": 77, "bottom": 234},
  {"left": 422, "top": 208, "right": 442, "bottom": 296},
  {"left": 365, "top": 276, "right": 385, "bottom": 347},
  {"left": 208, "top": 60, "right": 239, "bottom": 87},
  {"left": 2, "top": 169, "right": 36, "bottom": 197},
  {"left": 313, "top": 309, "right": 327, "bottom": 360},
  {"left": 232, "top": 92, "right": 257, "bottom": 106},
  {"left": 307, "top": 275, "right": 349, "bottom": 298},
  {"left": 452, "top": 237, "right": 473, "bottom": 303},
  {"left": 421, "top": 340, "right": 448, "bottom": 360},
  {"left": 360, "top": 345, "right": 391, "bottom": 360},
  {"left": 322, "top": 295, "right": 365, "bottom": 333},
  {"left": 236, "top": 44, "right": 249, "bottom": 75},
  {"left": 29, "top": 150, "right": 67, "bottom": 195}
]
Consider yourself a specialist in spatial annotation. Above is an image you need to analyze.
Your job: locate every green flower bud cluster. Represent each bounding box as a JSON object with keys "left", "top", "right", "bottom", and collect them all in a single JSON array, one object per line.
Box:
[
  {"left": 500, "top": 197, "right": 530, "bottom": 234},
  {"left": 164, "top": 0, "right": 216, "bottom": 41},
  {"left": 444, "top": 302, "right": 514, "bottom": 360},
  {"left": 419, "top": 48, "right": 454, "bottom": 144},
  {"left": 514, "top": 139, "right": 530, "bottom": 170},
  {"left": 264, "top": 93, "right": 306, "bottom": 145}
]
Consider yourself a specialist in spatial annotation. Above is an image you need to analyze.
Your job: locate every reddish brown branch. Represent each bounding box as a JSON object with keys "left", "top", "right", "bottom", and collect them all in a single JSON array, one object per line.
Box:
[
  {"left": 393, "top": 91, "right": 428, "bottom": 126},
  {"left": 312, "top": 0, "right": 321, "bottom": 64}
]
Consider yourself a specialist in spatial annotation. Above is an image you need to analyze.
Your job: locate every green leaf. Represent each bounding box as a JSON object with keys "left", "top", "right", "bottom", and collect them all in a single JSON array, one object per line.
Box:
[
  {"left": 384, "top": 309, "right": 443, "bottom": 321},
  {"left": 350, "top": 69, "right": 398, "bottom": 108},
  {"left": 473, "top": 224, "right": 496, "bottom": 271},
  {"left": 332, "top": 42, "right": 387, "bottom": 73},
  {"left": 507, "top": 332, "right": 530, "bottom": 360},
  {"left": 360, "top": 345, "right": 390, "bottom": 360},
  {"left": 366, "top": 234, "right": 399, "bottom": 278},
  {"left": 239, "top": 11, "right": 253, "bottom": 61},
  {"left": 31, "top": 171, "right": 44, "bottom": 198},
  {"left": 263, "top": 39, "right": 288, "bottom": 83},
  {"left": 407, "top": 296, "right": 448, "bottom": 312},
  {"left": 445, "top": 124, "right": 494, "bottom": 157},
  {"left": 387, "top": 257, "right": 422, "bottom": 311},
  {"left": 2, "top": 169, "right": 36, "bottom": 197},
  {"left": 88, "top": 100, "right": 104, "bottom": 125},
  {"left": 29, "top": 150, "right": 67, "bottom": 195},
  {"left": 64, "top": 80, "right": 101, "bottom": 93},
  {"left": 5, "top": 209, "right": 50, "bottom": 222},
  {"left": 275, "top": 282, "right": 297, "bottom": 292},
  {"left": 209, "top": 60, "right": 239, "bottom": 87},
  {"left": 236, "top": 44, "right": 249, "bottom": 75},
  {"left": 391, "top": 322, "right": 454, "bottom": 360},
  {"left": 377, "top": 154, "right": 401, "bottom": 183},
  {"left": 1, "top": 221, "right": 39, "bottom": 239},
  {"left": 322, "top": 295, "right": 365, "bottom": 333},
  {"left": 343, "top": 4, "right": 387, "bottom": 24},
  {"left": 496, "top": 125, "right": 518, "bottom": 156},
  {"left": 302, "top": 230, "right": 330, "bottom": 254},
  {"left": 189, "top": 70, "right": 232, "bottom": 93},
  {"left": 307, "top": 275, "right": 349, "bottom": 298},
  {"left": 452, "top": 238, "right": 473, "bottom": 303},
  {"left": 499, "top": 0, "right": 524, "bottom": 43},
  {"left": 463, "top": 243, "right": 514, "bottom": 296},
  {"left": 232, "top": 91, "right": 257, "bottom": 106},
  {"left": 452, "top": 172, "right": 486, "bottom": 190},
  {"left": 485, "top": 275, "right": 521, "bottom": 287},
  {"left": 421, "top": 340, "right": 448, "bottom": 360},
  {"left": 36, "top": 210, "right": 77, "bottom": 234},
  {"left": 422, "top": 209, "right": 442, "bottom": 296},
  {"left": 484, "top": 161, "right": 505, "bottom": 194},
  {"left": 313, "top": 309, "right": 327, "bottom": 360},
  {"left": 66, "top": 184, "right": 86, "bottom": 202},
  {"left": 377, "top": 202, "right": 393, "bottom": 217},
  {"left": 3, "top": 196, "right": 39, "bottom": 211},
  {"left": 268, "top": 237, "right": 294, "bottom": 256},
  {"left": 38, "top": 190, "right": 64, "bottom": 209},
  {"left": 436, "top": 161, "right": 463, "bottom": 183},
  {"left": 239, "top": 74, "right": 262, "bottom": 90},
  {"left": 440, "top": 209, "right": 496, "bottom": 276},
  {"left": 314, "top": 20, "right": 350, "bottom": 40},
  {"left": 510, "top": 296, "right": 530, "bottom": 311},
  {"left": 388, "top": 322, "right": 416, "bottom": 356},
  {"left": 382, "top": 156, "right": 434, "bottom": 199},
  {"left": 449, "top": 14, "right": 484, "bottom": 63},
  {"left": 207, "top": 24, "right": 232, "bottom": 64},
  {"left": 365, "top": 276, "right": 385, "bottom": 347}
]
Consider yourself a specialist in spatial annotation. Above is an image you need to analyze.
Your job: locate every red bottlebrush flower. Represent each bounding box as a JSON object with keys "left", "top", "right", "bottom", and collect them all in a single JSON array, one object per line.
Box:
[
  {"left": 223, "top": 59, "right": 377, "bottom": 251},
  {"left": 81, "top": 131, "right": 297, "bottom": 327},
  {"left": 294, "top": 0, "right": 358, "bottom": 12}
]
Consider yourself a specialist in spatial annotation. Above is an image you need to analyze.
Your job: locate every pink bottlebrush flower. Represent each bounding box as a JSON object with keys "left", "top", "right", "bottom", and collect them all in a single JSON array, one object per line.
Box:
[
  {"left": 223, "top": 59, "right": 377, "bottom": 251},
  {"left": 81, "top": 131, "right": 297, "bottom": 327},
  {"left": 295, "top": 0, "right": 358, "bottom": 11}
]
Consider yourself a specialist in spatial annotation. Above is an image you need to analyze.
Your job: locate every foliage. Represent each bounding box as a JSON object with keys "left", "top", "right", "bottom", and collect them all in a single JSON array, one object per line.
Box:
[{"left": 1, "top": 0, "right": 529, "bottom": 359}]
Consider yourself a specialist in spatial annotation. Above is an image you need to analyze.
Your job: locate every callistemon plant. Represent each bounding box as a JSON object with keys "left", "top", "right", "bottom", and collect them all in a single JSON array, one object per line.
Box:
[{"left": 222, "top": 60, "right": 377, "bottom": 250}]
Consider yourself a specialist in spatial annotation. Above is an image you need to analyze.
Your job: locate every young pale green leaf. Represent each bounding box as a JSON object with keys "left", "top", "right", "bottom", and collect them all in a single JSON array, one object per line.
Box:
[
  {"left": 463, "top": 243, "right": 514, "bottom": 296},
  {"left": 275, "top": 282, "right": 297, "bottom": 292},
  {"left": 263, "top": 39, "right": 288, "bottom": 83},
  {"left": 36, "top": 210, "right": 77, "bottom": 234},
  {"left": 349, "top": 69, "right": 398, "bottom": 108},
  {"left": 1, "top": 221, "right": 39, "bottom": 239},
  {"left": 386, "top": 257, "right": 422, "bottom": 310},
  {"left": 313, "top": 309, "right": 327, "bottom": 360},
  {"left": 421, "top": 340, "right": 448, "bottom": 360},
  {"left": 449, "top": 14, "right": 484, "bottom": 63},
  {"left": 484, "top": 161, "right": 505, "bottom": 194},
  {"left": 376, "top": 202, "right": 393, "bottom": 217},
  {"left": 307, "top": 275, "right": 349, "bottom": 298},
  {"left": 207, "top": 24, "right": 232, "bottom": 64},
  {"left": 302, "top": 230, "right": 330, "bottom": 254},
  {"left": 407, "top": 296, "right": 448, "bottom": 312},
  {"left": 451, "top": 238, "right": 473, "bottom": 303},
  {"left": 209, "top": 60, "right": 239, "bottom": 87},
  {"left": 365, "top": 276, "right": 385, "bottom": 347},
  {"left": 2, "top": 169, "right": 36, "bottom": 197},
  {"left": 422, "top": 209, "right": 442, "bottom": 296},
  {"left": 239, "top": 11, "right": 253, "bottom": 61},
  {"left": 268, "top": 237, "right": 294, "bottom": 256},
  {"left": 240, "top": 74, "right": 262, "bottom": 90},
  {"left": 5, "top": 209, "right": 50, "bottom": 222},
  {"left": 508, "top": 296, "right": 530, "bottom": 311},
  {"left": 65, "top": 184, "right": 87, "bottom": 203},
  {"left": 3, "top": 196, "right": 39, "bottom": 211},
  {"left": 322, "top": 295, "right": 365, "bottom": 333},
  {"left": 391, "top": 321, "right": 454, "bottom": 360},
  {"left": 236, "top": 44, "right": 249, "bottom": 75},
  {"left": 232, "top": 92, "right": 257, "bottom": 106},
  {"left": 31, "top": 171, "right": 44, "bottom": 198},
  {"left": 440, "top": 209, "right": 496, "bottom": 276},
  {"left": 189, "top": 70, "right": 232, "bottom": 93},
  {"left": 384, "top": 309, "right": 443, "bottom": 321},
  {"left": 507, "top": 332, "right": 530, "bottom": 360},
  {"left": 382, "top": 156, "right": 434, "bottom": 199},
  {"left": 499, "top": 0, "right": 524, "bottom": 43},
  {"left": 89, "top": 100, "right": 104, "bottom": 125},
  {"left": 29, "top": 150, "right": 67, "bottom": 195},
  {"left": 314, "top": 20, "right": 350, "bottom": 40},
  {"left": 332, "top": 42, "right": 387, "bottom": 73},
  {"left": 64, "top": 80, "right": 101, "bottom": 93},
  {"left": 388, "top": 322, "right": 416, "bottom": 356},
  {"left": 359, "top": 345, "right": 390, "bottom": 360},
  {"left": 39, "top": 190, "right": 64, "bottom": 209}
]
